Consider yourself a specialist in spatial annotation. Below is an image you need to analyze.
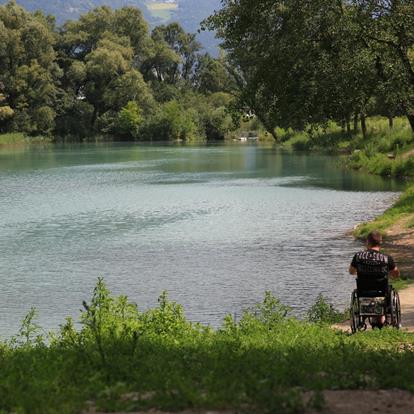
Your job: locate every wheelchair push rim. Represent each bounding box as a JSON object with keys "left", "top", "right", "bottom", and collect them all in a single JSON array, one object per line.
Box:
[
  {"left": 350, "top": 290, "right": 366, "bottom": 333},
  {"left": 390, "top": 289, "right": 402, "bottom": 329}
]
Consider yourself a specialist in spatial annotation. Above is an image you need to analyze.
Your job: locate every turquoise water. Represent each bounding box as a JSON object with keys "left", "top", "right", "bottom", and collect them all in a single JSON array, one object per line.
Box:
[{"left": 0, "top": 143, "right": 404, "bottom": 336}]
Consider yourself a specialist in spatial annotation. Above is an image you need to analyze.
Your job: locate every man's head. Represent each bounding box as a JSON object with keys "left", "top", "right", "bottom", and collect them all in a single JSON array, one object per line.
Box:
[{"left": 367, "top": 230, "right": 382, "bottom": 248}]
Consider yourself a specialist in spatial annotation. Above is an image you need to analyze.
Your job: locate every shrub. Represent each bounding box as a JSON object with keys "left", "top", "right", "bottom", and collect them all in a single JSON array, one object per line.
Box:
[
  {"left": 115, "top": 101, "right": 142, "bottom": 139},
  {"left": 307, "top": 294, "right": 344, "bottom": 324}
]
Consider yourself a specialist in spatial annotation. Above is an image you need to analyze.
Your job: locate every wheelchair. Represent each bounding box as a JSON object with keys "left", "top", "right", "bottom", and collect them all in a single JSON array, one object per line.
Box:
[{"left": 350, "top": 277, "right": 401, "bottom": 333}]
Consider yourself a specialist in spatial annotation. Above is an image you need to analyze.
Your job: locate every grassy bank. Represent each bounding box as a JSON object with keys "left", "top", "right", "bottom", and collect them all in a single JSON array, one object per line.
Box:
[
  {"left": 354, "top": 185, "right": 414, "bottom": 240},
  {"left": 281, "top": 116, "right": 411, "bottom": 148},
  {"left": 0, "top": 132, "right": 52, "bottom": 147},
  {"left": 1, "top": 279, "right": 413, "bottom": 414},
  {"left": 277, "top": 116, "right": 414, "bottom": 177}
]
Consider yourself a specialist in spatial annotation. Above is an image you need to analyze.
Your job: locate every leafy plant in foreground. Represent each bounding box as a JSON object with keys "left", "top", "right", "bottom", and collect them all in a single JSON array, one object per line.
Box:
[{"left": 307, "top": 294, "right": 345, "bottom": 324}]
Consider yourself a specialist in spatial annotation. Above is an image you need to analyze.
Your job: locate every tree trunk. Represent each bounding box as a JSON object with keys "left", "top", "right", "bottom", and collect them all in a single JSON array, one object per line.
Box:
[
  {"left": 340, "top": 119, "right": 346, "bottom": 135},
  {"left": 388, "top": 115, "right": 394, "bottom": 129},
  {"left": 360, "top": 113, "right": 367, "bottom": 139},
  {"left": 353, "top": 114, "right": 359, "bottom": 134},
  {"left": 269, "top": 128, "right": 278, "bottom": 141},
  {"left": 407, "top": 114, "right": 414, "bottom": 133},
  {"left": 346, "top": 119, "right": 351, "bottom": 135},
  {"left": 91, "top": 107, "right": 98, "bottom": 127}
]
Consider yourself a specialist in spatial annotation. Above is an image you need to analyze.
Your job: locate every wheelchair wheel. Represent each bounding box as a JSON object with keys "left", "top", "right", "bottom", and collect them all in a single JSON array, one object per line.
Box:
[
  {"left": 390, "top": 289, "right": 401, "bottom": 329},
  {"left": 350, "top": 289, "right": 360, "bottom": 334}
]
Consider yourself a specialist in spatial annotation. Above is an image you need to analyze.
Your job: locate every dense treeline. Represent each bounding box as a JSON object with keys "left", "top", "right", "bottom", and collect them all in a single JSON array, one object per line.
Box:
[
  {"left": 0, "top": 0, "right": 235, "bottom": 140},
  {"left": 205, "top": 0, "right": 414, "bottom": 140}
]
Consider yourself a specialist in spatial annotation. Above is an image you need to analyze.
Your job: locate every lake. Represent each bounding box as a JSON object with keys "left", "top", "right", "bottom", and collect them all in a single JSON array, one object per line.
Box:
[{"left": 0, "top": 143, "right": 404, "bottom": 336}]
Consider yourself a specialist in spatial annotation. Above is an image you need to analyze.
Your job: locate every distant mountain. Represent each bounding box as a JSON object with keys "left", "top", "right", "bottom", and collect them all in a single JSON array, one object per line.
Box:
[
  {"left": 174, "top": 0, "right": 222, "bottom": 55},
  {"left": 0, "top": 0, "right": 221, "bottom": 55}
]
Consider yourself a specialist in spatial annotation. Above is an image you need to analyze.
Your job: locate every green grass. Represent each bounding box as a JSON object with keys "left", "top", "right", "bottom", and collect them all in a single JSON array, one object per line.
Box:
[
  {"left": 392, "top": 277, "right": 414, "bottom": 291},
  {"left": 280, "top": 116, "right": 413, "bottom": 157},
  {"left": 1, "top": 279, "right": 413, "bottom": 414},
  {"left": 0, "top": 132, "right": 27, "bottom": 145},
  {"left": 0, "top": 132, "right": 52, "bottom": 146},
  {"left": 354, "top": 184, "right": 414, "bottom": 240}
]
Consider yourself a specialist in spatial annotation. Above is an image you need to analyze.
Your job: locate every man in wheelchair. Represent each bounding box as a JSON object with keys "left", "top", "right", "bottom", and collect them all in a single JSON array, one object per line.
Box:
[{"left": 349, "top": 230, "right": 401, "bottom": 332}]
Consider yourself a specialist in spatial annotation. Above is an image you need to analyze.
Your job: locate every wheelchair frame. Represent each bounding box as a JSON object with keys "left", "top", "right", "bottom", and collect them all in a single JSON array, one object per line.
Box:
[{"left": 350, "top": 285, "right": 401, "bottom": 333}]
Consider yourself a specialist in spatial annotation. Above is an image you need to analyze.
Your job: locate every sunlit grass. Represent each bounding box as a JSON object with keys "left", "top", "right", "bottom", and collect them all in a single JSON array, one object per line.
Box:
[
  {"left": 354, "top": 185, "right": 414, "bottom": 239},
  {"left": 0, "top": 132, "right": 26, "bottom": 145},
  {"left": 0, "top": 132, "right": 52, "bottom": 147}
]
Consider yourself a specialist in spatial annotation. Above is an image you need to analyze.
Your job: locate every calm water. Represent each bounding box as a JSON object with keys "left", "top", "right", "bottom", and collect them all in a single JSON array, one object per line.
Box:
[{"left": 0, "top": 143, "right": 405, "bottom": 336}]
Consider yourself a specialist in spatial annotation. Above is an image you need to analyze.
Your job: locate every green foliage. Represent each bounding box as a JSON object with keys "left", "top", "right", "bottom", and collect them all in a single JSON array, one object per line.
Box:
[
  {"left": 307, "top": 294, "right": 345, "bottom": 324},
  {"left": 15, "top": 307, "right": 44, "bottom": 346},
  {"left": 115, "top": 101, "right": 143, "bottom": 139},
  {"left": 0, "top": 2, "right": 234, "bottom": 141},
  {"left": 1, "top": 279, "right": 414, "bottom": 413},
  {"left": 0, "top": 2, "right": 61, "bottom": 136},
  {"left": 0, "top": 132, "right": 26, "bottom": 145},
  {"left": 140, "top": 100, "right": 198, "bottom": 141},
  {"left": 205, "top": 0, "right": 414, "bottom": 139},
  {"left": 0, "top": 93, "right": 14, "bottom": 123},
  {"left": 0, "top": 132, "right": 51, "bottom": 146}
]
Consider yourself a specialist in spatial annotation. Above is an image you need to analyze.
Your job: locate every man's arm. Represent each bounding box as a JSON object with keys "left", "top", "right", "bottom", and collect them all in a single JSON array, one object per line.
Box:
[
  {"left": 390, "top": 267, "right": 400, "bottom": 279},
  {"left": 388, "top": 256, "right": 400, "bottom": 279},
  {"left": 349, "top": 254, "right": 357, "bottom": 276}
]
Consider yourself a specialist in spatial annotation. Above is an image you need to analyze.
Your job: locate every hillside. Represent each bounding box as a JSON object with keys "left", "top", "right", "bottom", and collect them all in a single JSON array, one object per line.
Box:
[{"left": 0, "top": 0, "right": 221, "bottom": 54}]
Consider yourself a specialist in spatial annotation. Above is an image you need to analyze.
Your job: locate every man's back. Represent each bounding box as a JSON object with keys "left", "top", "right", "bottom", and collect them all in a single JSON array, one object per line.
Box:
[{"left": 351, "top": 249, "right": 395, "bottom": 280}]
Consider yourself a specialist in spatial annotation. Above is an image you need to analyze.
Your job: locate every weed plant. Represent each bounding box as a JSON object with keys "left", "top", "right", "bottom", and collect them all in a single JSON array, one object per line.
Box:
[{"left": 0, "top": 279, "right": 413, "bottom": 413}]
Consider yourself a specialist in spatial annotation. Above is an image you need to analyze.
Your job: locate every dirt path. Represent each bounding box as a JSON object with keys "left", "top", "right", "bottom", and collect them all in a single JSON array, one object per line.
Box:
[
  {"left": 306, "top": 390, "right": 414, "bottom": 414},
  {"left": 90, "top": 390, "right": 414, "bottom": 414},
  {"left": 382, "top": 215, "right": 414, "bottom": 332}
]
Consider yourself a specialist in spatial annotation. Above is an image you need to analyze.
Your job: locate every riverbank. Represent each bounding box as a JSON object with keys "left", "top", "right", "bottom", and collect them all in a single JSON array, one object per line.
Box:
[
  {"left": 1, "top": 280, "right": 414, "bottom": 414},
  {"left": 278, "top": 116, "right": 414, "bottom": 178},
  {"left": 0, "top": 132, "right": 52, "bottom": 147},
  {"left": 354, "top": 184, "right": 414, "bottom": 280}
]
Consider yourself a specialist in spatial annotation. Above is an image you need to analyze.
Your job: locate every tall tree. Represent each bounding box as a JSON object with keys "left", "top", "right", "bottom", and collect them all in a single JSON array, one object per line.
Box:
[
  {"left": 0, "top": 1, "right": 60, "bottom": 134},
  {"left": 352, "top": 0, "right": 414, "bottom": 130},
  {"left": 147, "top": 23, "right": 201, "bottom": 84}
]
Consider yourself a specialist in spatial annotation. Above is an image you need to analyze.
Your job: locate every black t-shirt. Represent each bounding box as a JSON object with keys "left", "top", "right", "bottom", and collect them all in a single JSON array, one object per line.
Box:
[{"left": 351, "top": 249, "right": 396, "bottom": 279}]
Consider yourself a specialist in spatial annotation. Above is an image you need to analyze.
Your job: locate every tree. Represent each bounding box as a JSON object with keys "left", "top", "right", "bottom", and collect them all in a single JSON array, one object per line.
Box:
[
  {"left": 205, "top": 0, "right": 341, "bottom": 138},
  {"left": 142, "top": 23, "right": 201, "bottom": 85},
  {"left": 352, "top": 0, "right": 414, "bottom": 131},
  {"left": 0, "top": 89, "right": 14, "bottom": 128},
  {"left": 59, "top": 6, "right": 152, "bottom": 65},
  {"left": 115, "top": 101, "right": 143, "bottom": 139},
  {"left": 0, "top": 1, "right": 60, "bottom": 134},
  {"left": 152, "top": 23, "right": 201, "bottom": 82},
  {"left": 194, "top": 53, "right": 233, "bottom": 94}
]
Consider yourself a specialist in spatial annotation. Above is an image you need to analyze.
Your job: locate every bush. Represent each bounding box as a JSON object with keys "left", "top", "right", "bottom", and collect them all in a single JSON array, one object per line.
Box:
[
  {"left": 307, "top": 294, "right": 344, "bottom": 324},
  {"left": 140, "top": 100, "right": 198, "bottom": 141},
  {"left": 290, "top": 133, "right": 310, "bottom": 150},
  {"left": 114, "top": 101, "right": 142, "bottom": 139}
]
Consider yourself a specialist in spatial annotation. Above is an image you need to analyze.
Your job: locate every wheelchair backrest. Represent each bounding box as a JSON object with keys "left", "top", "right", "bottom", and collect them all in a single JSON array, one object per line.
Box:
[{"left": 356, "top": 276, "right": 388, "bottom": 297}]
